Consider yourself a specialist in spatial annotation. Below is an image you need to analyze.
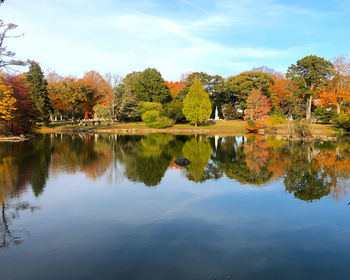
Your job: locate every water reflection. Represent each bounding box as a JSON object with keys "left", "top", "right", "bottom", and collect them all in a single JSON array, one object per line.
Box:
[{"left": 1, "top": 134, "right": 350, "bottom": 204}]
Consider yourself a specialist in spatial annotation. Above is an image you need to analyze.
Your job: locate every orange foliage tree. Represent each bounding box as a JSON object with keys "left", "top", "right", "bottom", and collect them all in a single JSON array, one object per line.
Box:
[
  {"left": 79, "top": 71, "right": 111, "bottom": 118},
  {"left": 244, "top": 88, "right": 271, "bottom": 131},
  {"left": 318, "top": 55, "right": 350, "bottom": 114},
  {"left": 165, "top": 81, "right": 185, "bottom": 96}
]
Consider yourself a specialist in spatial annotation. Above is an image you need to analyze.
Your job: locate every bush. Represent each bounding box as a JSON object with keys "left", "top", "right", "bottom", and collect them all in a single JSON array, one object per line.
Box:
[
  {"left": 222, "top": 103, "right": 238, "bottom": 120},
  {"left": 142, "top": 110, "right": 171, "bottom": 128},
  {"left": 294, "top": 120, "right": 312, "bottom": 138},
  {"left": 149, "top": 116, "right": 172, "bottom": 128},
  {"left": 142, "top": 110, "right": 160, "bottom": 123},
  {"left": 246, "top": 120, "right": 263, "bottom": 133},
  {"left": 138, "top": 102, "right": 163, "bottom": 115},
  {"left": 334, "top": 114, "right": 350, "bottom": 131},
  {"left": 314, "top": 107, "right": 337, "bottom": 124},
  {"left": 265, "top": 114, "right": 286, "bottom": 131}
]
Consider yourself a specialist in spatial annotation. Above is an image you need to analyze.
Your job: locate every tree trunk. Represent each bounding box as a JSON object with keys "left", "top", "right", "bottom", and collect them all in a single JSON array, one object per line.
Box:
[
  {"left": 306, "top": 95, "right": 313, "bottom": 121},
  {"left": 336, "top": 99, "right": 343, "bottom": 115},
  {"left": 337, "top": 103, "right": 341, "bottom": 115},
  {"left": 195, "top": 122, "right": 197, "bottom": 128}
]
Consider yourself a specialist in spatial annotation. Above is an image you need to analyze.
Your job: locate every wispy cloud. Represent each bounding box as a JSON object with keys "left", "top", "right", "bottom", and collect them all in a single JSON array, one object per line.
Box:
[{"left": 2, "top": 0, "right": 349, "bottom": 80}]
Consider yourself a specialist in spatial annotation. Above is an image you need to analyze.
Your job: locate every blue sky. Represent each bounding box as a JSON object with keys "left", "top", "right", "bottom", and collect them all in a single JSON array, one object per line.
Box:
[{"left": 1, "top": 0, "right": 350, "bottom": 80}]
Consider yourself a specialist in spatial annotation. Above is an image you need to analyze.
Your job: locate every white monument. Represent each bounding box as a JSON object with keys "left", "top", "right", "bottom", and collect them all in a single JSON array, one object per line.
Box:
[{"left": 214, "top": 107, "right": 219, "bottom": 120}]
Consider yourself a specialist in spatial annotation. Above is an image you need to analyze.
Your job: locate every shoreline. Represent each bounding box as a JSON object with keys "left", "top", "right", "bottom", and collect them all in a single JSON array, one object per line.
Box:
[{"left": 35, "top": 120, "right": 338, "bottom": 138}]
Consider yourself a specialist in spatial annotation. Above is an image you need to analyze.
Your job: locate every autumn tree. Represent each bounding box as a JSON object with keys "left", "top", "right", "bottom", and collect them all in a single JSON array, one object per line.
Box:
[
  {"left": 223, "top": 71, "right": 274, "bottom": 111},
  {"left": 244, "top": 88, "right": 271, "bottom": 122},
  {"left": 270, "top": 74, "right": 303, "bottom": 119},
  {"left": 80, "top": 70, "right": 111, "bottom": 118},
  {"left": 165, "top": 81, "right": 185, "bottom": 96},
  {"left": 134, "top": 68, "right": 171, "bottom": 104},
  {"left": 0, "top": 75, "right": 16, "bottom": 134},
  {"left": 286, "top": 55, "right": 333, "bottom": 121},
  {"left": 26, "top": 61, "right": 51, "bottom": 123},
  {"left": 4, "top": 74, "right": 35, "bottom": 133},
  {"left": 318, "top": 55, "right": 350, "bottom": 114},
  {"left": 182, "top": 78, "right": 212, "bottom": 127}
]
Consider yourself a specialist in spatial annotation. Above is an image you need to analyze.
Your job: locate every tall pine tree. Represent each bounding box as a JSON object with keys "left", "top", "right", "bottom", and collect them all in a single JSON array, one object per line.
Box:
[
  {"left": 26, "top": 61, "right": 51, "bottom": 123},
  {"left": 182, "top": 77, "right": 212, "bottom": 127}
]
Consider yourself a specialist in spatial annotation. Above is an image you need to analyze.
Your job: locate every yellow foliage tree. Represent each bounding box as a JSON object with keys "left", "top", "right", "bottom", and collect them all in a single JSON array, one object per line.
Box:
[{"left": 0, "top": 76, "right": 17, "bottom": 122}]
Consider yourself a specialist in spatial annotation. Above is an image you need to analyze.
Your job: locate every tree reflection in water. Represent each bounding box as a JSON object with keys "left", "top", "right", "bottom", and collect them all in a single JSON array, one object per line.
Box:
[{"left": 1, "top": 133, "right": 350, "bottom": 248}]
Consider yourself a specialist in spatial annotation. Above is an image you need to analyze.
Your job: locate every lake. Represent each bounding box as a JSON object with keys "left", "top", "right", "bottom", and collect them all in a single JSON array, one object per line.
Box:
[{"left": 1, "top": 134, "right": 350, "bottom": 280}]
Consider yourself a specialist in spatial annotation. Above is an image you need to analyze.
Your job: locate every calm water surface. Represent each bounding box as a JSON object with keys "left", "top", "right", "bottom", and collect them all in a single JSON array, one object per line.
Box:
[{"left": 1, "top": 134, "right": 350, "bottom": 280}]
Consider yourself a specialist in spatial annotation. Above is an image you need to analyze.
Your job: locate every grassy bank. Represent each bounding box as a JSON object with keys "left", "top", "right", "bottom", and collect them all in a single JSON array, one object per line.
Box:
[{"left": 36, "top": 120, "right": 338, "bottom": 137}]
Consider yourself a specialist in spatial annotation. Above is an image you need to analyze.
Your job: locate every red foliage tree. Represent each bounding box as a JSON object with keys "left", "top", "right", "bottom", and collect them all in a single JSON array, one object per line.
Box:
[
  {"left": 244, "top": 88, "right": 271, "bottom": 121},
  {"left": 4, "top": 74, "right": 35, "bottom": 134}
]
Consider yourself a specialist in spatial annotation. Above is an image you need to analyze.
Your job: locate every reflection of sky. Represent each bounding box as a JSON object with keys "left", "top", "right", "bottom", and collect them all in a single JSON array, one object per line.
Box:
[{"left": 1, "top": 166, "right": 350, "bottom": 279}]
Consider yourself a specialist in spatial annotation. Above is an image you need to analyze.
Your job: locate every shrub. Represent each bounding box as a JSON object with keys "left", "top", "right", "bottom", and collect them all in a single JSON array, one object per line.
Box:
[
  {"left": 265, "top": 114, "right": 286, "bottom": 131},
  {"left": 138, "top": 102, "right": 163, "bottom": 115},
  {"left": 246, "top": 120, "right": 263, "bottom": 133},
  {"left": 314, "top": 107, "right": 337, "bottom": 124},
  {"left": 334, "top": 114, "right": 350, "bottom": 131},
  {"left": 149, "top": 116, "right": 172, "bottom": 128},
  {"left": 294, "top": 120, "right": 312, "bottom": 138},
  {"left": 142, "top": 110, "right": 171, "bottom": 128},
  {"left": 142, "top": 110, "right": 160, "bottom": 123}
]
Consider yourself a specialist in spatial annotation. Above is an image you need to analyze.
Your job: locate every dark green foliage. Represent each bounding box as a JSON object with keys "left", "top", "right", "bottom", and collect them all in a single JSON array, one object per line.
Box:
[
  {"left": 164, "top": 98, "right": 185, "bottom": 122},
  {"left": 334, "top": 114, "right": 350, "bottom": 131},
  {"left": 314, "top": 107, "right": 337, "bottom": 124},
  {"left": 222, "top": 103, "right": 239, "bottom": 120},
  {"left": 26, "top": 61, "right": 52, "bottom": 123},
  {"left": 135, "top": 68, "right": 171, "bottom": 104},
  {"left": 115, "top": 73, "right": 141, "bottom": 121},
  {"left": 283, "top": 143, "right": 331, "bottom": 202},
  {"left": 286, "top": 55, "right": 333, "bottom": 120},
  {"left": 223, "top": 71, "right": 274, "bottom": 110},
  {"left": 287, "top": 55, "right": 333, "bottom": 91}
]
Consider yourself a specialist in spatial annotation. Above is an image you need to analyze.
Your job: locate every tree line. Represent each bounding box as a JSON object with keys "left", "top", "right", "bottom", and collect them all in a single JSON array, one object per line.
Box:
[{"left": 1, "top": 20, "right": 350, "bottom": 134}]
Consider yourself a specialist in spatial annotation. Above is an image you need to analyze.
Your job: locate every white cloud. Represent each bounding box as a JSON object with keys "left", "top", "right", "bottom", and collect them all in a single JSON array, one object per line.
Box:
[{"left": 1, "top": 0, "right": 340, "bottom": 80}]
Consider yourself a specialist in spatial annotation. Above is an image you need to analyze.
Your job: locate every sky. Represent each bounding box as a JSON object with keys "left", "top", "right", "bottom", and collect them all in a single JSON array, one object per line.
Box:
[{"left": 1, "top": 0, "right": 350, "bottom": 80}]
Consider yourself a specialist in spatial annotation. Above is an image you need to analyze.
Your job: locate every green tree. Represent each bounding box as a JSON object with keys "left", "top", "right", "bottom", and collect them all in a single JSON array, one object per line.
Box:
[
  {"left": 115, "top": 72, "right": 141, "bottom": 121},
  {"left": 182, "top": 72, "right": 224, "bottom": 118},
  {"left": 223, "top": 71, "right": 274, "bottom": 111},
  {"left": 26, "top": 61, "right": 52, "bottom": 123},
  {"left": 164, "top": 98, "right": 185, "bottom": 122},
  {"left": 182, "top": 78, "right": 212, "bottom": 127},
  {"left": 135, "top": 68, "right": 171, "bottom": 104},
  {"left": 286, "top": 55, "right": 333, "bottom": 121}
]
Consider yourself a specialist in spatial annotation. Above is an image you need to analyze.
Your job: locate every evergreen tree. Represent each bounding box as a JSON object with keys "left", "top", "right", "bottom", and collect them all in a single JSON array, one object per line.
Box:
[
  {"left": 26, "top": 61, "right": 51, "bottom": 123},
  {"left": 134, "top": 68, "right": 171, "bottom": 104},
  {"left": 182, "top": 78, "right": 212, "bottom": 127},
  {"left": 286, "top": 55, "right": 333, "bottom": 121}
]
